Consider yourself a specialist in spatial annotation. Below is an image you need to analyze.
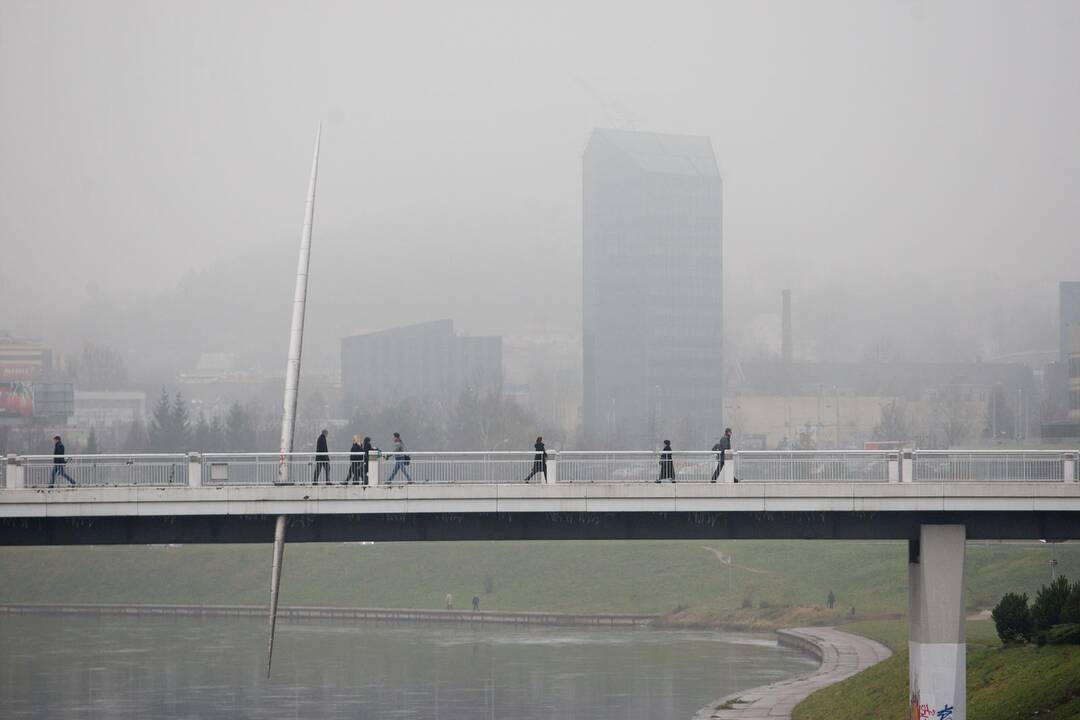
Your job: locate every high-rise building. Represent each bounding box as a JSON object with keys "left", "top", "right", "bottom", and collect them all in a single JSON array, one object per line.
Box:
[
  {"left": 341, "top": 320, "right": 502, "bottom": 412},
  {"left": 582, "top": 129, "right": 723, "bottom": 448},
  {"left": 1061, "top": 281, "right": 1080, "bottom": 362}
]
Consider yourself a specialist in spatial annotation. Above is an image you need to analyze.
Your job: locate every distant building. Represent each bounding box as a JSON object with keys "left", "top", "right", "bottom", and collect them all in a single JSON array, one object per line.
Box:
[
  {"left": 74, "top": 391, "right": 146, "bottom": 429},
  {"left": 341, "top": 320, "right": 502, "bottom": 411},
  {"left": 0, "top": 333, "right": 70, "bottom": 424},
  {"left": 1043, "top": 323, "right": 1080, "bottom": 441},
  {"left": 582, "top": 129, "right": 724, "bottom": 448},
  {"left": 1060, "top": 282, "right": 1080, "bottom": 362}
]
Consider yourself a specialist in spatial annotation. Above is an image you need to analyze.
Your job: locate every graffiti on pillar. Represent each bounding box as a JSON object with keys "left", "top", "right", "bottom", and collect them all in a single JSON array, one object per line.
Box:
[{"left": 910, "top": 689, "right": 953, "bottom": 720}]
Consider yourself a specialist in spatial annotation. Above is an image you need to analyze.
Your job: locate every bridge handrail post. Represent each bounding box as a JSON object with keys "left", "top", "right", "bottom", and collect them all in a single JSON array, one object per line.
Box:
[
  {"left": 722, "top": 452, "right": 735, "bottom": 483},
  {"left": 1065, "top": 452, "right": 1077, "bottom": 484},
  {"left": 901, "top": 449, "right": 914, "bottom": 483},
  {"left": 888, "top": 452, "right": 900, "bottom": 482},
  {"left": 6, "top": 454, "right": 24, "bottom": 489},
  {"left": 188, "top": 453, "right": 202, "bottom": 488},
  {"left": 546, "top": 453, "right": 557, "bottom": 484}
]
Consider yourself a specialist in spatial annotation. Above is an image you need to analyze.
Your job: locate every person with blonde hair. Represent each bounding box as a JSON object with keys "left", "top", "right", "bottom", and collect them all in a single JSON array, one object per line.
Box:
[{"left": 346, "top": 435, "right": 363, "bottom": 485}]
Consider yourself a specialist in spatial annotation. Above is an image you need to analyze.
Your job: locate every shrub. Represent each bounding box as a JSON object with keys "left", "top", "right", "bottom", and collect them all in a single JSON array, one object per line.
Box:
[
  {"left": 1032, "top": 575, "right": 1072, "bottom": 631},
  {"left": 1045, "top": 623, "right": 1080, "bottom": 645},
  {"left": 740, "top": 597, "right": 753, "bottom": 609},
  {"left": 1060, "top": 582, "right": 1080, "bottom": 625},
  {"left": 992, "top": 592, "right": 1032, "bottom": 645}
]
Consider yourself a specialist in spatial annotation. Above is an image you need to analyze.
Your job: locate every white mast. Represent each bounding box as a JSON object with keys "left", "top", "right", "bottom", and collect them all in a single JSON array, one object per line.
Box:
[{"left": 268, "top": 127, "right": 321, "bottom": 677}]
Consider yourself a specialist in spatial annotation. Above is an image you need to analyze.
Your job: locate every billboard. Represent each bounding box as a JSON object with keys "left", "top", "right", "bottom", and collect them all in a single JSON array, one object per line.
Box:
[{"left": 0, "top": 382, "right": 34, "bottom": 417}]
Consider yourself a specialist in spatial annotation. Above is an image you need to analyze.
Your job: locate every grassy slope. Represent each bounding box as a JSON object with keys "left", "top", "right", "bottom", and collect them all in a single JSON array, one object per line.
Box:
[
  {"left": 794, "top": 619, "right": 1080, "bottom": 720},
  {"left": 1, "top": 540, "right": 1078, "bottom": 616}
]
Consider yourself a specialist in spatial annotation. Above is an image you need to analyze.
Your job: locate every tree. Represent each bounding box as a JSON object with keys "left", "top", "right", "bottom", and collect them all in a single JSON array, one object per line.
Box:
[
  {"left": 149, "top": 388, "right": 172, "bottom": 451},
  {"left": 872, "top": 400, "right": 908, "bottom": 442},
  {"left": 85, "top": 427, "right": 99, "bottom": 454},
  {"left": 1061, "top": 581, "right": 1080, "bottom": 625},
  {"left": 225, "top": 402, "right": 256, "bottom": 452},
  {"left": 68, "top": 342, "right": 130, "bottom": 390},
  {"left": 984, "top": 386, "right": 1015, "bottom": 440},
  {"left": 208, "top": 414, "right": 225, "bottom": 452},
  {"left": 992, "top": 592, "right": 1032, "bottom": 644},
  {"left": 122, "top": 418, "right": 148, "bottom": 453},
  {"left": 1032, "top": 575, "right": 1073, "bottom": 631},
  {"left": 170, "top": 392, "right": 191, "bottom": 450}
]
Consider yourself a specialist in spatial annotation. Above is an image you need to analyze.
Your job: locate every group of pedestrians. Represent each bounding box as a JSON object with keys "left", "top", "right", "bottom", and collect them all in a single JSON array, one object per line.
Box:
[
  {"left": 312, "top": 430, "right": 412, "bottom": 485},
  {"left": 655, "top": 428, "right": 736, "bottom": 483}
]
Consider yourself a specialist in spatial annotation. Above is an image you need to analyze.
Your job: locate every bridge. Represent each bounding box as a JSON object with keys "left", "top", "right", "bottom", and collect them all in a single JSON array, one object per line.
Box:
[{"left": 3, "top": 447, "right": 1079, "bottom": 720}]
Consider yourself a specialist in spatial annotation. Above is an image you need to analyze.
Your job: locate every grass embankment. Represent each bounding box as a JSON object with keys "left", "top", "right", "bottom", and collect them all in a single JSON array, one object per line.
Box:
[
  {"left": 1, "top": 541, "right": 1078, "bottom": 621},
  {"left": 794, "top": 619, "right": 1080, "bottom": 720}
]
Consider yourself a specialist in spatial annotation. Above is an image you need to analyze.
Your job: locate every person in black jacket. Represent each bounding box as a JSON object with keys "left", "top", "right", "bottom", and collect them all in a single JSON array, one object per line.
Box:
[
  {"left": 313, "top": 429, "right": 330, "bottom": 485},
  {"left": 711, "top": 428, "right": 732, "bottom": 482},
  {"left": 523, "top": 436, "right": 546, "bottom": 483},
  {"left": 346, "top": 435, "right": 363, "bottom": 485},
  {"left": 50, "top": 435, "right": 75, "bottom": 487},
  {"left": 657, "top": 440, "right": 675, "bottom": 483},
  {"left": 360, "top": 436, "right": 377, "bottom": 485}
]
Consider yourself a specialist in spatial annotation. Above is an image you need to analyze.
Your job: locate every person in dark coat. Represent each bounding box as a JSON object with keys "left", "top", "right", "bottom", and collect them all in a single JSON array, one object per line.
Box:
[
  {"left": 360, "top": 436, "right": 377, "bottom": 485},
  {"left": 711, "top": 428, "right": 733, "bottom": 482},
  {"left": 346, "top": 435, "right": 363, "bottom": 485},
  {"left": 50, "top": 435, "right": 75, "bottom": 487},
  {"left": 313, "top": 429, "right": 330, "bottom": 484},
  {"left": 657, "top": 440, "right": 675, "bottom": 482},
  {"left": 523, "top": 436, "right": 547, "bottom": 483}
]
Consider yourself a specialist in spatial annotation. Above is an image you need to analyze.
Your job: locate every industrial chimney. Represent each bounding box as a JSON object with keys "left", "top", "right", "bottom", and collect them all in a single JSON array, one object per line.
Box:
[{"left": 781, "top": 289, "right": 792, "bottom": 364}]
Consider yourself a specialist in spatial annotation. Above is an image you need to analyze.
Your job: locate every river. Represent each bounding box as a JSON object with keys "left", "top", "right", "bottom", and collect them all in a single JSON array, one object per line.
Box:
[{"left": 0, "top": 613, "right": 816, "bottom": 719}]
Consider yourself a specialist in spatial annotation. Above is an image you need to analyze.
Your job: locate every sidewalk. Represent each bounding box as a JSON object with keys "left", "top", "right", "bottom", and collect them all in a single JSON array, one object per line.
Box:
[{"left": 695, "top": 626, "right": 892, "bottom": 719}]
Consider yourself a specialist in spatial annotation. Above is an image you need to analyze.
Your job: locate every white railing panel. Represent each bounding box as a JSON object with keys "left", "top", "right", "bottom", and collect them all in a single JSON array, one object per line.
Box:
[
  {"left": 20, "top": 454, "right": 189, "bottom": 488},
  {"left": 913, "top": 451, "right": 1066, "bottom": 482},
  {"left": 557, "top": 452, "right": 722, "bottom": 483},
  {"left": 735, "top": 451, "right": 891, "bottom": 483}
]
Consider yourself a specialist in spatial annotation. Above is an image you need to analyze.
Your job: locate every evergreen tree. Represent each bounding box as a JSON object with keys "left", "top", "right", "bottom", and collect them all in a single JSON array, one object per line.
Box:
[
  {"left": 170, "top": 392, "right": 191, "bottom": 450},
  {"left": 225, "top": 401, "right": 256, "bottom": 452},
  {"left": 123, "top": 419, "right": 148, "bottom": 453},
  {"left": 208, "top": 414, "right": 225, "bottom": 452},
  {"left": 193, "top": 412, "right": 211, "bottom": 451},
  {"left": 150, "top": 387, "right": 172, "bottom": 452},
  {"left": 85, "top": 427, "right": 99, "bottom": 454}
]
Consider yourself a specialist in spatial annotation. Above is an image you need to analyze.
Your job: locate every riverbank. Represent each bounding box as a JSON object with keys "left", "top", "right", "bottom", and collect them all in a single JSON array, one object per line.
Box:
[
  {"left": 0, "top": 602, "right": 655, "bottom": 627},
  {"left": 793, "top": 619, "right": 1080, "bottom": 720},
  {"left": 694, "top": 627, "right": 891, "bottom": 720}
]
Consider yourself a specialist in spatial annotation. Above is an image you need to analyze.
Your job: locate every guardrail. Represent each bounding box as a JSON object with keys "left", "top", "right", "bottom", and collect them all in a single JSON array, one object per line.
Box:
[
  {"left": 911, "top": 450, "right": 1071, "bottom": 482},
  {"left": 1, "top": 449, "right": 1076, "bottom": 488},
  {"left": 17, "top": 454, "right": 189, "bottom": 488}
]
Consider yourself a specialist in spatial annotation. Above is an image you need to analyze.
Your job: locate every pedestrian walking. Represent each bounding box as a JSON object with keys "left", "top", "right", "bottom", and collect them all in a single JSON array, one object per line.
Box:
[
  {"left": 361, "top": 436, "right": 377, "bottom": 485},
  {"left": 313, "top": 429, "right": 331, "bottom": 485},
  {"left": 711, "top": 428, "right": 733, "bottom": 482},
  {"left": 472, "top": 595, "right": 481, "bottom": 612},
  {"left": 657, "top": 440, "right": 675, "bottom": 482},
  {"left": 386, "top": 432, "right": 412, "bottom": 484},
  {"left": 346, "top": 435, "right": 363, "bottom": 485},
  {"left": 827, "top": 590, "right": 836, "bottom": 609},
  {"left": 445, "top": 593, "right": 454, "bottom": 610},
  {"left": 523, "top": 436, "right": 546, "bottom": 483},
  {"left": 49, "top": 435, "right": 75, "bottom": 487}
]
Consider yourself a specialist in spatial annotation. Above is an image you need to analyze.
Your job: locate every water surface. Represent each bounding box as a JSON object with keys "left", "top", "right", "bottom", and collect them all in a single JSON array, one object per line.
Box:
[{"left": 0, "top": 614, "right": 816, "bottom": 719}]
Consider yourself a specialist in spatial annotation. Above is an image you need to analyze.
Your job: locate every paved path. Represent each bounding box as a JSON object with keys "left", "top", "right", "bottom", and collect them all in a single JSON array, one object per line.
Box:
[{"left": 695, "top": 626, "right": 892, "bottom": 719}]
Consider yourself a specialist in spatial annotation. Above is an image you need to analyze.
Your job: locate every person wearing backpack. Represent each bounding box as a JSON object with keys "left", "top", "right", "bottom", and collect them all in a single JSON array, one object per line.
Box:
[
  {"left": 711, "top": 428, "right": 732, "bottom": 482},
  {"left": 386, "top": 432, "right": 413, "bottom": 484}
]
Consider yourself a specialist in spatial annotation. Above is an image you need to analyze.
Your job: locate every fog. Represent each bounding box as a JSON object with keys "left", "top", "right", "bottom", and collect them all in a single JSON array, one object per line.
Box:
[{"left": 3, "top": 0, "right": 1079, "bottom": 375}]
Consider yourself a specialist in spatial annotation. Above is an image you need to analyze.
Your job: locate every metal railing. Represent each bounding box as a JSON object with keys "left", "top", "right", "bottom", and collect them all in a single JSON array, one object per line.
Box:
[
  {"left": 1, "top": 449, "right": 1075, "bottom": 488},
  {"left": 558, "top": 451, "right": 723, "bottom": 483},
  {"left": 912, "top": 450, "right": 1068, "bottom": 482},
  {"left": 734, "top": 450, "right": 892, "bottom": 482},
  {"left": 19, "top": 454, "right": 189, "bottom": 488}
]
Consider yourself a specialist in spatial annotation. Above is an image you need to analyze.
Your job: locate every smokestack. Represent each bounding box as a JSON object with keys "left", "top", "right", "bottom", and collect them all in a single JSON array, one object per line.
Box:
[{"left": 781, "top": 289, "right": 792, "bottom": 364}]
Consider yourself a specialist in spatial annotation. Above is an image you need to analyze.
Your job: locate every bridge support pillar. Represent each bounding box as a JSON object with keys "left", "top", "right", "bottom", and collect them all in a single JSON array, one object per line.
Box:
[
  {"left": 5, "top": 455, "right": 23, "bottom": 489},
  {"left": 545, "top": 456, "right": 557, "bottom": 484},
  {"left": 901, "top": 449, "right": 914, "bottom": 483},
  {"left": 908, "top": 524, "right": 966, "bottom": 720},
  {"left": 888, "top": 452, "right": 900, "bottom": 482}
]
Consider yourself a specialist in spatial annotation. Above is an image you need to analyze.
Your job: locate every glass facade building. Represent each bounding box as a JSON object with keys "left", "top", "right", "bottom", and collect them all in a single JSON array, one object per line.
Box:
[{"left": 582, "top": 129, "right": 723, "bottom": 448}]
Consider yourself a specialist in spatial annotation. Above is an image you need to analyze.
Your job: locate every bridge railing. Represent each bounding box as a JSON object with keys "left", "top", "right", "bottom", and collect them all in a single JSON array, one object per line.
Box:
[
  {"left": 201, "top": 451, "right": 542, "bottom": 485},
  {"left": 18, "top": 454, "right": 189, "bottom": 488},
  {"left": 558, "top": 451, "right": 724, "bottom": 483},
  {"left": 911, "top": 450, "right": 1069, "bottom": 482},
  {"left": 734, "top": 450, "right": 892, "bottom": 482}
]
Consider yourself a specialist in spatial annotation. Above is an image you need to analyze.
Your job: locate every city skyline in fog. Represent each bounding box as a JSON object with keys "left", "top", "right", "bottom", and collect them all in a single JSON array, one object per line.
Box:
[{"left": 2, "top": 1, "right": 1080, "bottom": 378}]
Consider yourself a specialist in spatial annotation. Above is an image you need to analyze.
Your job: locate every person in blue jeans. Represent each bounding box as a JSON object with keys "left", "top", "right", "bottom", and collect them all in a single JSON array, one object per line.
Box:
[
  {"left": 386, "top": 432, "right": 412, "bottom": 484},
  {"left": 50, "top": 436, "right": 75, "bottom": 487}
]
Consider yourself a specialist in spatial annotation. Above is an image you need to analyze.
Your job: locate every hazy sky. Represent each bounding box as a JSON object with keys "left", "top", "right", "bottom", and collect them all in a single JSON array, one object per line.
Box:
[{"left": 2, "top": 0, "right": 1079, "bottom": 372}]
